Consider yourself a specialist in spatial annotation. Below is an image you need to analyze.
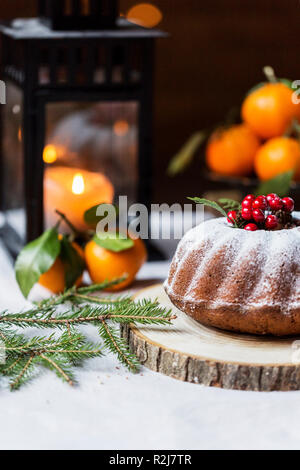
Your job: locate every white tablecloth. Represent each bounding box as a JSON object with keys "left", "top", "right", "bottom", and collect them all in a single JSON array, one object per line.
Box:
[{"left": 0, "top": 243, "right": 300, "bottom": 450}]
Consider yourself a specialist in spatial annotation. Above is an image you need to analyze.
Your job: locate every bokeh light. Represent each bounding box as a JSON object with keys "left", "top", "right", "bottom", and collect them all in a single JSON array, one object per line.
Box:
[
  {"left": 113, "top": 119, "right": 130, "bottom": 137},
  {"left": 43, "top": 144, "right": 58, "bottom": 164},
  {"left": 126, "top": 3, "right": 163, "bottom": 28}
]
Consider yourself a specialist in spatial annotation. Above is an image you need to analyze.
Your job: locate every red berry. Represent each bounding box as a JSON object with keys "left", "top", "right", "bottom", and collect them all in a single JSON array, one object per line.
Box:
[
  {"left": 252, "top": 208, "right": 265, "bottom": 223},
  {"left": 244, "top": 223, "right": 258, "bottom": 231},
  {"left": 282, "top": 197, "right": 294, "bottom": 213},
  {"left": 241, "top": 199, "right": 253, "bottom": 209},
  {"left": 268, "top": 196, "right": 283, "bottom": 211},
  {"left": 252, "top": 195, "right": 268, "bottom": 210},
  {"left": 227, "top": 210, "right": 237, "bottom": 224},
  {"left": 265, "top": 214, "right": 278, "bottom": 230},
  {"left": 241, "top": 207, "right": 253, "bottom": 220},
  {"left": 244, "top": 194, "right": 255, "bottom": 202},
  {"left": 267, "top": 193, "right": 278, "bottom": 203}
]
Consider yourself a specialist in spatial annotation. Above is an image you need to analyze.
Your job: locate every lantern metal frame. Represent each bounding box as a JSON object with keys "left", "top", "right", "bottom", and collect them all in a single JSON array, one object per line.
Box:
[
  {"left": 38, "top": 0, "right": 118, "bottom": 31},
  {"left": 0, "top": 17, "right": 165, "bottom": 258}
]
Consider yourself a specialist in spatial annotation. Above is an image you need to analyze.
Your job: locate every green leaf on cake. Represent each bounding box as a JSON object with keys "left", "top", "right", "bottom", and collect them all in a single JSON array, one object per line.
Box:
[
  {"left": 15, "top": 228, "right": 61, "bottom": 298},
  {"left": 59, "top": 235, "right": 85, "bottom": 289},
  {"left": 218, "top": 198, "right": 241, "bottom": 211},
  {"left": 255, "top": 170, "right": 294, "bottom": 198},
  {"left": 93, "top": 232, "right": 134, "bottom": 253},
  {"left": 187, "top": 197, "right": 228, "bottom": 218}
]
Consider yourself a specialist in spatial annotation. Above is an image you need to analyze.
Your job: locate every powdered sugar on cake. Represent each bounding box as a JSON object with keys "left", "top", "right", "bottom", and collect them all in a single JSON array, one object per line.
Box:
[{"left": 164, "top": 215, "right": 300, "bottom": 312}]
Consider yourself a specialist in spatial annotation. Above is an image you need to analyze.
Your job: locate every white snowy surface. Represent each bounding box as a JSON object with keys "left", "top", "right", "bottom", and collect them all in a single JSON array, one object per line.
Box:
[{"left": 0, "top": 242, "right": 300, "bottom": 450}]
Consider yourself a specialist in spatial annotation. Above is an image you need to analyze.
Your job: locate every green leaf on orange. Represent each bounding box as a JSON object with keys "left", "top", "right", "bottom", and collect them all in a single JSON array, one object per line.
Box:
[
  {"left": 167, "top": 132, "right": 206, "bottom": 177},
  {"left": 84, "top": 203, "right": 119, "bottom": 228},
  {"left": 15, "top": 228, "right": 61, "bottom": 298},
  {"left": 255, "top": 170, "right": 294, "bottom": 198},
  {"left": 93, "top": 232, "right": 134, "bottom": 253},
  {"left": 245, "top": 81, "right": 266, "bottom": 97},
  {"left": 280, "top": 78, "right": 294, "bottom": 91},
  {"left": 60, "top": 236, "right": 85, "bottom": 289},
  {"left": 246, "top": 78, "right": 293, "bottom": 96}
]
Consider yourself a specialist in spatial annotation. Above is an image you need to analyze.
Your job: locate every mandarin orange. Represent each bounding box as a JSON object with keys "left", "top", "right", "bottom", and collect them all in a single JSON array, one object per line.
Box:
[
  {"left": 254, "top": 136, "right": 300, "bottom": 181},
  {"left": 84, "top": 237, "right": 147, "bottom": 291},
  {"left": 206, "top": 124, "right": 260, "bottom": 177},
  {"left": 242, "top": 82, "right": 300, "bottom": 139},
  {"left": 39, "top": 240, "right": 84, "bottom": 294}
]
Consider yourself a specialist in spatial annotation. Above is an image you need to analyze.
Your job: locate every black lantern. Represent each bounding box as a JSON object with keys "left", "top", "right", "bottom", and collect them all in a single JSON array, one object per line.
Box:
[
  {"left": 39, "top": 0, "right": 118, "bottom": 30},
  {"left": 0, "top": 0, "right": 165, "bottom": 257}
]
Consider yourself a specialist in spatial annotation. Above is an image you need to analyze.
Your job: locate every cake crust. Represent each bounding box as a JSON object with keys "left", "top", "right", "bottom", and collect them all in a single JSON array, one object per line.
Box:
[
  {"left": 166, "top": 288, "right": 300, "bottom": 336},
  {"left": 165, "top": 216, "right": 300, "bottom": 336}
]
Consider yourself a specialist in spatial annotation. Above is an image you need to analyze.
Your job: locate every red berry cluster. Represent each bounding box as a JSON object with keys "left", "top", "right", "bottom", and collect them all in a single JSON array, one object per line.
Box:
[{"left": 227, "top": 194, "right": 294, "bottom": 231}]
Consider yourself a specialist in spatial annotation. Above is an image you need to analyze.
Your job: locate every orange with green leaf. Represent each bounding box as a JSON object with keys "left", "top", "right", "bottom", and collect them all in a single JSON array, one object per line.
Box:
[
  {"left": 15, "top": 227, "right": 86, "bottom": 297},
  {"left": 15, "top": 203, "right": 147, "bottom": 298},
  {"left": 241, "top": 67, "right": 300, "bottom": 139},
  {"left": 39, "top": 235, "right": 85, "bottom": 294},
  {"left": 167, "top": 65, "right": 300, "bottom": 186},
  {"left": 8, "top": 204, "right": 171, "bottom": 391},
  {"left": 83, "top": 203, "right": 147, "bottom": 290},
  {"left": 85, "top": 236, "right": 147, "bottom": 291}
]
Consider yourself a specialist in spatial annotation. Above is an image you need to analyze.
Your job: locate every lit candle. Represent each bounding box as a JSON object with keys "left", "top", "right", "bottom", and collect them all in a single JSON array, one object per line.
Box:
[{"left": 44, "top": 166, "right": 114, "bottom": 231}]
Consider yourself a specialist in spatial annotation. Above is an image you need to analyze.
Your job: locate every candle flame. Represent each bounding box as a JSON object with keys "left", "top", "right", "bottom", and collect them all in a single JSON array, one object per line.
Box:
[
  {"left": 43, "top": 145, "right": 58, "bottom": 164},
  {"left": 72, "top": 173, "right": 85, "bottom": 195}
]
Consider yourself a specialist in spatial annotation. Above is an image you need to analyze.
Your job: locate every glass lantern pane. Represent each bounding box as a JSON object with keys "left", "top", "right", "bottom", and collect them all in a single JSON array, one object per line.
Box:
[
  {"left": 43, "top": 101, "right": 138, "bottom": 231},
  {"left": 2, "top": 80, "right": 25, "bottom": 245}
]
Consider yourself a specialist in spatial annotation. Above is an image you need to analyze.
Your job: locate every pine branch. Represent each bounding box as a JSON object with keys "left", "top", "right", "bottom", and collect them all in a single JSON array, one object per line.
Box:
[
  {"left": 10, "top": 355, "right": 35, "bottom": 390},
  {"left": 2, "top": 356, "right": 23, "bottom": 374},
  {"left": 77, "top": 278, "right": 128, "bottom": 294},
  {"left": 0, "top": 330, "right": 103, "bottom": 390},
  {"left": 0, "top": 300, "right": 175, "bottom": 329},
  {"left": 98, "top": 321, "right": 140, "bottom": 372},
  {"left": 107, "top": 299, "right": 175, "bottom": 325},
  {"left": 0, "top": 278, "right": 176, "bottom": 390},
  {"left": 70, "top": 293, "right": 132, "bottom": 306},
  {"left": 35, "top": 277, "right": 129, "bottom": 310},
  {"left": 0, "top": 331, "right": 6, "bottom": 341},
  {"left": 39, "top": 353, "right": 74, "bottom": 386}
]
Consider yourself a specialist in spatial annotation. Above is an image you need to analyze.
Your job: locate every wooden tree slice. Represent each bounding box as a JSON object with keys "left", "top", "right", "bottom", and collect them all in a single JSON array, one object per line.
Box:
[{"left": 121, "top": 284, "right": 300, "bottom": 391}]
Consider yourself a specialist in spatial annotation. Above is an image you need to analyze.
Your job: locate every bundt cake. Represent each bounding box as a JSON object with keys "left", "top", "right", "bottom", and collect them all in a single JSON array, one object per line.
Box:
[{"left": 164, "top": 195, "right": 300, "bottom": 336}]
